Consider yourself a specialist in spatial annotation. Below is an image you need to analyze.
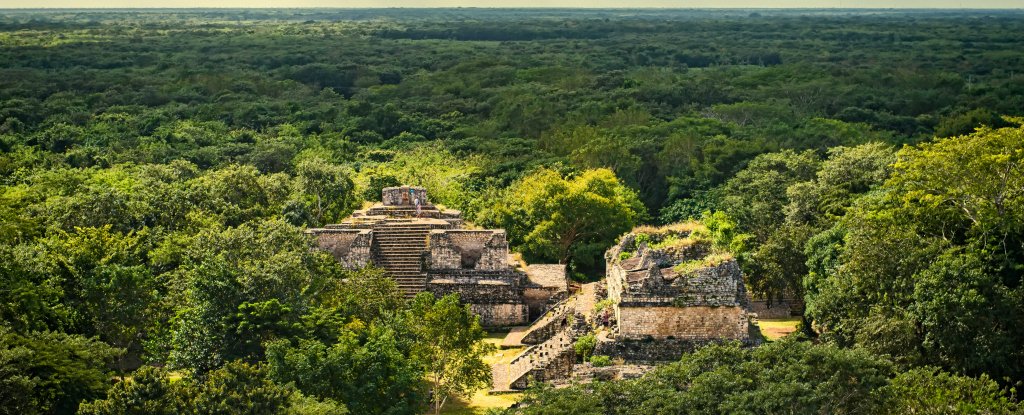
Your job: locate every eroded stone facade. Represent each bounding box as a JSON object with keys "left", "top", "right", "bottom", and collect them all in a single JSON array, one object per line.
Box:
[{"left": 601, "top": 225, "right": 760, "bottom": 362}]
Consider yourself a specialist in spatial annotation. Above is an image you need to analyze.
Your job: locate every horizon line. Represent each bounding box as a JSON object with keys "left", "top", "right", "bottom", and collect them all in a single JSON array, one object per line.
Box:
[{"left": 1, "top": 6, "right": 1022, "bottom": 10}]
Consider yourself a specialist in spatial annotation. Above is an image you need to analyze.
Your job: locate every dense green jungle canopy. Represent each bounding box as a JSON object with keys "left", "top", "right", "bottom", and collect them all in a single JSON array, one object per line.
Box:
[{"left": 1, "top": 9, "right": 1023, "bottom": 415}]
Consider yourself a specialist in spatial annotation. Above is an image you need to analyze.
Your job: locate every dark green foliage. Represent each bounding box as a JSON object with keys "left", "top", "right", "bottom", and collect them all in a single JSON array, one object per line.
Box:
[
  {"left": 266, "top": 325, "right": 425, "bottom": 415},
  {"left": 884, "top": 367, "right": 1021, "bottom": 414},
  {"left": 0, "top": 328, "right": 121, "bottom": 415},
  {"left": 2, "top": 9, "right": 1024, "bottom": 414},
  {"left": 187, "top": 361, "right": 292, "bottom": 415},
  {"left": 166, "top": 219, "right": 347, "bottom": 377},
  {"left": 78, "top": 366, "right": 180, "bottom": 415},
  {"left": 79, "top": 362, "right": 346, "bottom": 415},
  {"left": 804, "top": 124, "right": 1024, "bottom": 380},
  {"left": 720, "top": 150, "right": 820, "bottom": 244},
  {"left": 712, "top": 142, "right": 896, "bottom": 305},
  {"left": 500, "top": 339, "right": 1021, "bottom": 415}
]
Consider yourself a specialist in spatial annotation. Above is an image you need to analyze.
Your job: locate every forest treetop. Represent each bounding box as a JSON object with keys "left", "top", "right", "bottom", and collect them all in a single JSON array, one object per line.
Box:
[{"left": 2, "top": 10, "right": 1024, "bottom": 414}]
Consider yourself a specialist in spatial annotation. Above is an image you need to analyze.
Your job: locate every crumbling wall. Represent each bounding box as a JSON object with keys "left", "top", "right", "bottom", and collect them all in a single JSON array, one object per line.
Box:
[
  {"left": 670, "top": 261, "right": 746, "bottom": 307},
  {"left": 612, "top": 260, "right": 750, "bottom": 308},
  {"left": 521, "top": 302, "right": 573, "bottom": 344},
  {"left": 427, "top": 230, "right": 509, "bottom": 271},
  {"left": 310, "top": 229, "right": 372, "bottom": 268},
  {"left": 617, "top": 305, "right": 750, "bottom": 340}
]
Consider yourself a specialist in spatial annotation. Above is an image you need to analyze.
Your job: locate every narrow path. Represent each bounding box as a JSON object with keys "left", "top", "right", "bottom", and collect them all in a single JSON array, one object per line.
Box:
[{"left": 575, "top": 282, "right": 599, "bottom": 322}]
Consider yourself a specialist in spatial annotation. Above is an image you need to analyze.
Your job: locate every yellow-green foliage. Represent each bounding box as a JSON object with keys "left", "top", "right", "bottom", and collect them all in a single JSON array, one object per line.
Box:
[
  {"left": 593, "top": 299, "right": 615, "bottom": 314},
  {"left": 633, "top": 221, "right": 705, "bottom": 239},
  {"left": 628, "top": 221, "right": 710, "bottom": 254},
  {"left": 674, "top": 252, "right": 734, "bottom": 275},
  {"left": 589, "top": 355, "right": 612, "bottom": 367}
]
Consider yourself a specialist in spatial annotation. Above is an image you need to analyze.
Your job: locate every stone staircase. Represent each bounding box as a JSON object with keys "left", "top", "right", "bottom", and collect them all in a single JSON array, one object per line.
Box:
[
  {"left": 371, "top": 223, "right": 430, "bottom": 297},
  {"left": 492, "top": 326, "right": 576, "bottom": 392},
  {"left": 520, "top": 298, "right": 574, "bottom": 345},
  {"left": 491, "top": 283, "right": 603, "bottom": 391}
]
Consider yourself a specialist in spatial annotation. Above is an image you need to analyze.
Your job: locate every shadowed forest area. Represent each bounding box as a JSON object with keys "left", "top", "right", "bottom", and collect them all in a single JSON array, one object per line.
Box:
[{"left": 2, "top": 8, "right": 1024, "bottom": 414}]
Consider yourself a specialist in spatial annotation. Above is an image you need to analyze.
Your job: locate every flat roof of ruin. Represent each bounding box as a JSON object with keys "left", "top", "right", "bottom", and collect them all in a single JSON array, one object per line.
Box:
[{"left": 526, "top": 264, "right": 568, "bottom": 290}]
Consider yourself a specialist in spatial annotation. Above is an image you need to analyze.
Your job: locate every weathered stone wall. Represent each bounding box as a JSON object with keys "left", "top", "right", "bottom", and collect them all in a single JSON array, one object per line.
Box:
[
  {"left": 510, "top": 348, "right": 574, "bottom": 389},
  {"left": 594, "top": 337, "right": 724, "bottom": 363},
  {"left": 619, "top": 260, "right": 746, "bottom": 308},
  {"left": 471, "top": 303, "right": 530, "bottom": 327},
  {"left": 381, "top": 186, "right": 430, "bottom": 206},
  {"left": 427, "top": 230, "right": 509, "bottom": 271},
  {"left": 617, "top": 305, "right": 750, "bottom": 340},
  {"left": 606, "top": 261, "right": 627, "bottom": 303},
  {"left": 521, "top": 302, "right": 573, "bottom": 344},
  {"left": 524, "top": 286, "right": 565, "bottom": 321},
  {"left": 310, "top": 229, "right": 372, "bottom": 268},
  {"left": 747, "top": 294, "right": 804, "bottom": 318},
  {"left": 426, "top": 276, "right": 523, "bottom": 303},
  {"left": 426, "top": 272, "right": 529, "bottom": 327}
]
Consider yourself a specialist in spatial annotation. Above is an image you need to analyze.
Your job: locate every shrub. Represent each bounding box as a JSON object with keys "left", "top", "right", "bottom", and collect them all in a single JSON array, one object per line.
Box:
[
  {"left": 574, "top": 333, "right": 597, "bottom": 362},
  {"left": 589, "top": 355, "right": 611, "bottom": 367}
]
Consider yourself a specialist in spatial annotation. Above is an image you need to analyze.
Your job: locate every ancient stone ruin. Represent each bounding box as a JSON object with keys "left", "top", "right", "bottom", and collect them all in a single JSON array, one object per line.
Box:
[
  {"left": 307, "top": 186, "right": 567, "bottom": 327},
  {"left": 597, "top": 223, "right": 761, "bottom": 361},
  {"left": 490, "top": 222, "right": 762, "bottom": 392},
  {"left": 312, "top": 191, "right": 760, "bottom": 391}
]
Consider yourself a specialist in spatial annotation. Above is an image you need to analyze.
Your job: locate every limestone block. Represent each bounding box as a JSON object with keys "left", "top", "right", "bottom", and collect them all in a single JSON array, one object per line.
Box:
[
  {"left": 471, "top": 303, "right": 529, "bottom": 327},
  {"left": 618, "top": 306, "right": 750, "bottom": 340}
]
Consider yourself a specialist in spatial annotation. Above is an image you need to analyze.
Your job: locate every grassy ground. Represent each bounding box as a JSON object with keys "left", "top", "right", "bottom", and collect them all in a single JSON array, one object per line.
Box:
[
  {"left": 759, "top": 318, "right": 801, "bottom": 341},
  {"left": 438, "top": 391, "right": 523, "bottom": 415},
  {"left": 438, "top": 331, "right": 524, "bottom": 415}
]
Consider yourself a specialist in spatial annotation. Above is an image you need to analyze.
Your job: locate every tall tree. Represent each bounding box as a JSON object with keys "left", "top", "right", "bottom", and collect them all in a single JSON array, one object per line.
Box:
[
  {"left": 484, "top": 168, "right": 645, "bottom": 273},
  {"left": 405, "top": 293, "right": 494, "bottom": 415},
  {"left": 0, "top": 328, "right": 121, "bottom": 415},
  {"left": 266, "top": 325, "right": 425, "bottom": 415},
  {"left": 295, "top": 158, "right": 357, "bottom": 227}
]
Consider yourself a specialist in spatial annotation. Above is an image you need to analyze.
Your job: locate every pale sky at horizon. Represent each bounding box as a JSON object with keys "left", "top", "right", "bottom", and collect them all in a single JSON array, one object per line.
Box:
[{"left": 2, "top": 0, "right": 1022, "bottom": 10}]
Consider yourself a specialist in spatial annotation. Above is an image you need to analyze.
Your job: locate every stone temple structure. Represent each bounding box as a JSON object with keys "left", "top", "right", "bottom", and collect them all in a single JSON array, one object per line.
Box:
[
  {"left": 307, "top": 186, "right": 567, "bottom": 327},
  {"left": 596, "top": 224, "right": 761, "bottom": 361},
  {"left": 488, "top": 223, "right": 763, "bottom": 392}
]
